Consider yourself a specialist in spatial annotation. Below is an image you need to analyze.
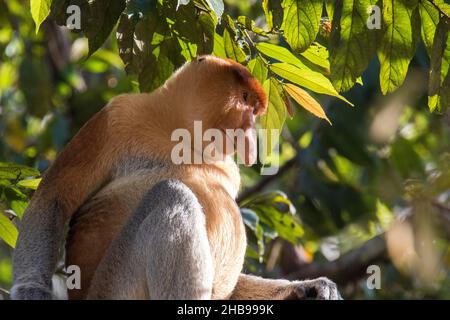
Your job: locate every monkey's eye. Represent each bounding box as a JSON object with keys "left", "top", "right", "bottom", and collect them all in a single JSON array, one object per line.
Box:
[{"left": 242, "top": 91, "right": 248, "bottom": 103}]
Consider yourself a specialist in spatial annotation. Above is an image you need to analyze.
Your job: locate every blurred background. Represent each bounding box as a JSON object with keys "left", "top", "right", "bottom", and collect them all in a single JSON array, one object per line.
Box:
[{"left": 0, "top": 0, "right": 449, "bottom": 299}]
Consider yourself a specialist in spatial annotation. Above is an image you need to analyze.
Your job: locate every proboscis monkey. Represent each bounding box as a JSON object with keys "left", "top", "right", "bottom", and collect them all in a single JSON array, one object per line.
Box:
[{"left": 12, "top": 55, "right": 341, "bottom": 300}]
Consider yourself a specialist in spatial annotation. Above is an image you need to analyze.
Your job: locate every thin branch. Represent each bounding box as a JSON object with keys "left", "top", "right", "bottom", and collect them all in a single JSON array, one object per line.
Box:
[
  {"left": 237, "top": 156, "right": 298, "bottom": 203},
  {"left": 285, "top": 234, "right": 388, "bottom": 284},
  {"left": 0, "top": 287, "right": 10, "bottom": 300}
]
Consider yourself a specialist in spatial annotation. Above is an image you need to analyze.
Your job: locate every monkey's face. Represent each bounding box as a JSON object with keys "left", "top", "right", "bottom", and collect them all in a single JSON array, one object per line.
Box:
[{"left": 184, "top": 56, "right": 268, "bottom": 166}]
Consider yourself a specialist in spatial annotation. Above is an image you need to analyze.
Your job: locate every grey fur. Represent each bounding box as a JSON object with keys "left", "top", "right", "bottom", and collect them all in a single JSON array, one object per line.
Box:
[
  {"left": 87, "top": 179, "right": 214, "bottom": 299},
  {"left": 11, "top": 201, "right": 65, "bottom": 300},
  {"left": 112, "top": 156, "right": 168, "bottom": 178}
]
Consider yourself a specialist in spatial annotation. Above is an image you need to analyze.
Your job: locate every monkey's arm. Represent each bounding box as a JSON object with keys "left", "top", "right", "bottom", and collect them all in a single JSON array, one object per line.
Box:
[
  {"left": 12, "top": 108, "right": 115, "bottom": 299},
  {"left": 230, "top": 274, "right": 342, "bottom": 300}
]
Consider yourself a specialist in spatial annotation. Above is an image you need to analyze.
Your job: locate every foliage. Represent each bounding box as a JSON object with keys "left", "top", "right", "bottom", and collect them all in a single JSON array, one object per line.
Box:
[{"left": 0, "top": 0, "right": 449, "bottom": 299}]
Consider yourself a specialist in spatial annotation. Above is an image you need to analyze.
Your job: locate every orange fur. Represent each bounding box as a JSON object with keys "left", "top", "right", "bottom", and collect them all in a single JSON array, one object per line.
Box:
[{"left": 26, "top": 56, "right": 267, "bottom": 299}]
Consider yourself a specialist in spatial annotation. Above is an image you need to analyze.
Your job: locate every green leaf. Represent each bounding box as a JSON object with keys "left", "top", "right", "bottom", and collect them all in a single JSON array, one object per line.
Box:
[
  {"left": 139, "top": 43, "right": 175, "bottom": 92},
  {"left": 389, "top": 137, "right": 424, "bottom": 178},
  {"left": 247, "top": 57, "right": 268, "bottom": 85},
  {"left": 378, "top": 0, "right": 420, "bottom": 94},
  {"left": 30, "top": 0, "right": 52, "bottom": 33},
  {"left": 17, "top": 178, "right": 42, "bottom": 190},
  {"left": 0, "top": 212, "right": 18, "bottom": 248},
  {"left": 256, "top": 42, "right": 310, "bottom": 70},
  {"left": 177, "top": 0, "right": 191, "bottom": 8},
  {"left": 87, "top": 0, "right": 126, "bottom": 56},
  {"left": 270, "top": 63, "right": 354, "bottom": 105},
  {"left": 4, "top": 187, "right": 29, "bottom": 219},
  {"left": 117, "top": 1, "right": 186, "bottom": 91},
  {"left": 212, "top": 33, "right": 227, "bottom": 58},
  {"left": 204, "top": 0, "right": 224, "bottom": 22},
  {"left": 282, "top": 0, "right": 323, "bottom": 52},
  {"left": 117, "top": 1, "right": 166, "bottom": 75},
  {"left": 260, "top": 78, "right": 286, "bottom": 161},
  {"left": 163, "top": 0, "right": 216, "bottom": 57},
  {"left": 429, "top": 17, "right": 450, "bottom": 111},
  {"left": 242, "top": 191, "right": 304, "bottom": 244},
  {"left": 419, "top": 0, "right": 440, "bottom": 57},
  {"left": 237, "top": 16, "right": 268, "bottom": 36},
  {"left": 329, "top": 0, "right": 378, "bottom": 92},
  {"left": 223, "top": 29, "right": 247, "bottom": 63},
  {"left": 262, "top": 0, "right": 283, "bottom": 31},
  {"left": 241, "top": 208, "right": 259, "bottom": 231},
  {"left": 0, "top": 163, "right": 39, "bottom": 180},
  {"left": 300, "top": 42, "right": 330, "bottom": 71}
]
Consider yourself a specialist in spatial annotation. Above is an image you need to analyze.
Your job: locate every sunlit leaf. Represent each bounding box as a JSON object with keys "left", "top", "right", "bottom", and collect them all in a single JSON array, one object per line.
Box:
[
  {"left": 0, "top": 213, "right": 18, "bottom": 248},
  {"left": 0, "top": 163, "right": 39, "bottom": 180},
  {"left": 284, "top": 83, "right": 331, "bottom": 124},
  {"left": 300, "top": 42, "right": 330, "bottom": 71},
  {"left": 17, "top": 178, "right": 42, "bottom": 190},
  {"left": 30, "top": 0, "right": 52, "bottom": 33},
  {"left": 223, "top": 29, "right": 247, "bottom": 63},
  {"left": 241, "top": 191, "right": 304, "bottom": 244},
  {"left": 281, "top": 0, "right": 323, "bottom": 52},
  {"left": 256, "top": 42, "right": 309, "bottom": 70},
  {"left": 247, "top": 57, "right": 268, "bottom": 84},
  {"left": 419, "top": 0, "right": 440, "bottom": 57},
  {"left": 204, "top": 0, "right": 224, "bottom": 22},
  {"left": 429, "top": 17, "right": 450, "bottom": 112},
  {"left": 262, "top": 0, "right": 283, "bottom": 31},
  {"left": 270, "top": 63, "right": 353, "bottom": 105},
  {"left": 329, "top": 0, "right": 378, "bottom": 92},
  {"left": 260, "top": 78, "right": 286, "bottom": 160},
  {"left": 237, "top": 16, "right": 267, "bottom": 36},
  {"left": 212, "top": 33, "right": 227, "bottom": 58},
  {"left": 378, "top": 0, "right": 420, "bottom": 94}
]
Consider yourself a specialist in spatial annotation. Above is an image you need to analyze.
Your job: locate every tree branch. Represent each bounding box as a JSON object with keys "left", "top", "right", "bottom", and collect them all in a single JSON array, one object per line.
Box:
[
  {"left": 237, "top": 156, "right": 298, "bottom": 203},
  {"left": 283, "top": 234, "right": 388, "bottom": 284}
]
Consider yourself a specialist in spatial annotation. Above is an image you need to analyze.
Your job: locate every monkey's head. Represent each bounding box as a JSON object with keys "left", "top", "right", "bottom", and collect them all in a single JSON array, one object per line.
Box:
[{"left": 166, "top": 55, "right": 268, "bottom": 166}]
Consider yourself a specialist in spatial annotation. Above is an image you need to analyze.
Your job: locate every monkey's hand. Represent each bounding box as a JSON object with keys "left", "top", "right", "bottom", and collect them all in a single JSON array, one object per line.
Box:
[
  {"left": 285, "top": 277, "right": 342, "bottom": 300},
  {"left": 10, "top": 282, "right": 53, "bottom": 300}
]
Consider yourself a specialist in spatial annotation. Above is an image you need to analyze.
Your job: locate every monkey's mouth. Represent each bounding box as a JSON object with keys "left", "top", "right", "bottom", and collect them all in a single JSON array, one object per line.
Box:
[{"left": 220, "top": 128, "right": 257, "bottom": 167}]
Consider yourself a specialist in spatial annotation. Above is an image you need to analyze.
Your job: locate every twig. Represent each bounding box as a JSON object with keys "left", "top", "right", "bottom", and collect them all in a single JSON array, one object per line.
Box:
[
  {"left": 237, "top": 156, "right": 298, "bottom": 203},
  {"left": 285, "top": 234, "right": 388, "bottom": 284},
  {"left": 0, "top": 287, "right": 10, "bottom": 300}
]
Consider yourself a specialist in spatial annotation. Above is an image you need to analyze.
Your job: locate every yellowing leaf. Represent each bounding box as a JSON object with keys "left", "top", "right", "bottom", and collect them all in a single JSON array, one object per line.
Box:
[{"left": 283, "top": 83, "right": 331, "bottom": 125}]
